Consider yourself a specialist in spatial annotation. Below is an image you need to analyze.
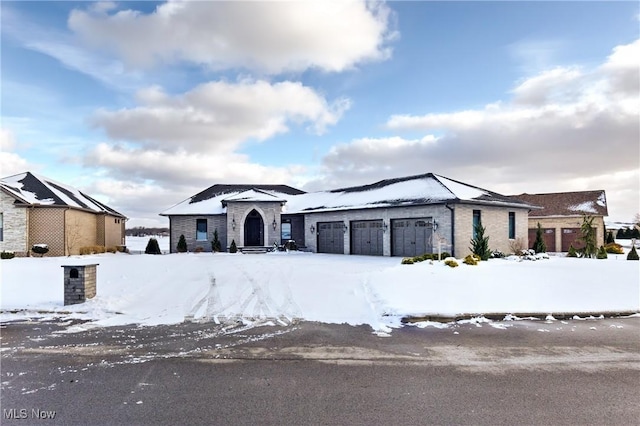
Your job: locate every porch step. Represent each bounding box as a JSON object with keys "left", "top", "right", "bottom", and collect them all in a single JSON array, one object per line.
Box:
[{"left": 240, "top": 247, "right": 269, "bottom": 254}]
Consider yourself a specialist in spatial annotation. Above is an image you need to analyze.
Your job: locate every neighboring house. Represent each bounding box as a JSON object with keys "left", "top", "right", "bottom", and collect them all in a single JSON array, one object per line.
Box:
[
  {"left": 0, "top": 172, "right": 127, "bottom": 256},
  {"left": 161, "top": 173, "right": 535, "bottom": 257},
  {"left": 511, "top": 190, "right": 608, "bottom": 252}
]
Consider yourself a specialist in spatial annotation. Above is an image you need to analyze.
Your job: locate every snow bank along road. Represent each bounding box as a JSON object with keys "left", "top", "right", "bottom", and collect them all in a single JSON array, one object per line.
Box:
[
  {"left": 1, "top": 318, "right": 639, "bottom": 425},
  {"left": 1, "top": 251, "right": 638, "bottom": 334}
]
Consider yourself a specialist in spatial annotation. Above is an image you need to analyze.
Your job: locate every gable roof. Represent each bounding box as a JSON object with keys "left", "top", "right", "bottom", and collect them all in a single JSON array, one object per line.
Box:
[
  {"left": 284, "top": 173, "right": 533, "bottom": 213},
  {"left": 161, "top": 184, "right": 304, "bottom": 216},
  {"left": 161, "top": 173, "right": 534, "bottom": 216},
  {"left": 0, "top": 172, "right": 126, "bottom": 218},
  {"left": 511, "top": 190, "right": 608, "bottom": 217}
]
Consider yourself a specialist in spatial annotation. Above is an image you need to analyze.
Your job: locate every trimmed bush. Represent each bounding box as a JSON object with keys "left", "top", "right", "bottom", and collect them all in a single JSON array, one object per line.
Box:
[
  {"left": 401, "top": 257, "right": 415, "bottom": 265},
  {"left": 463, "top": 254, "right": 478, "bottom": 265},
  {"left": 106, "top": 246, "right": 117, "bottom": 253},
  {"left": 211, "top": 229, "right": 222, "bottom": 252},
  {"left": 438, "top": 252, "right": 451, "bottom": 260},
  {"left": 177, "top": 234, "right": 188, "bottom": 253},
  {"left": 229, "top": 239, "right": 238, "bottom": 253},
  {"left": 596, "top": 246, "right": 608, "bottom": 259},
  {"left": 604, "top": 243, "right": 624, "bottom": 254},
  {"left": 567, "top": 245, "right": 578, "bottom": 258},
  {"left": 444, "top": 259, "right": 459, "bottom": 268},
  {"left": 1, "top": 251, "right": 15, "bottom": 260},
  {"left": 31, "top": 244, "right": 49, "bottom": 257},
  {"left": 627, "top": 246, "right": 639, "bottom": 261},
  {"left": 145, "top": 238, "right": 162, "bottom": 255},
  {"left": 606, "top": 231, "right": 615, "bottom": 244}
]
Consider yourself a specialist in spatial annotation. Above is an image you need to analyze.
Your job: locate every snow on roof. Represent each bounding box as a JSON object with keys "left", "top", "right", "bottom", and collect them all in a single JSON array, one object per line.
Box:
[
  {"left": 162, "top": 173, "right": 531, "bottom": 216},
  {"left": 222, "top": 189, "right": 287, "bottom": 204},
  {"left": 0, "top": 172, "right": 126, "bottom": 217}
]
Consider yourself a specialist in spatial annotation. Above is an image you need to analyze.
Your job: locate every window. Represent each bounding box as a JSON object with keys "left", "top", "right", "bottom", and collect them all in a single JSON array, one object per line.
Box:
[
  {"left": 508, "top": 212, "right": 516, "bottom": 239},
  {"left": 0, "top": 212, "right": 3, "bottom": 241},
  {"left": 472, "top": 210, "right": 481, "bottom": 239},
  {"left": 281, "top": 222, "right": 292, "bottom": 241},
  {"left": 196, "top": 219, "right": 207, "bottom": 241}
]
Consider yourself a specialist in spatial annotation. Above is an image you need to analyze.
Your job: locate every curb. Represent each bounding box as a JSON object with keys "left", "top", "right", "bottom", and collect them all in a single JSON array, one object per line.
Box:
[{"left": 401, "top": 311, "right": 640, "bottom": 324}]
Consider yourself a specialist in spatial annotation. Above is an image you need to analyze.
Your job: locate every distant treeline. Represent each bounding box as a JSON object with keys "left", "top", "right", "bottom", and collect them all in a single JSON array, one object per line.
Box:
[
  {"left": 616, "top": 227, "right": 640, "bottom": 239},
  {"left": 126, "top": 226, "right": 170, "bottom": 237}
]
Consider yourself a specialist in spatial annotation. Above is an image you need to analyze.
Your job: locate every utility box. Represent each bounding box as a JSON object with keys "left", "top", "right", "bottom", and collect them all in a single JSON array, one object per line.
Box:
[{"left": 62, "top": 264, "right": 98, "bottom": 306}]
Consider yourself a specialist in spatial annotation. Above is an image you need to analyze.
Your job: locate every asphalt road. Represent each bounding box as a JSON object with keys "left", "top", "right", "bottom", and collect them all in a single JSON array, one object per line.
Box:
[{"left": 1, "top": 317, "right": 639, "bottom": 425}]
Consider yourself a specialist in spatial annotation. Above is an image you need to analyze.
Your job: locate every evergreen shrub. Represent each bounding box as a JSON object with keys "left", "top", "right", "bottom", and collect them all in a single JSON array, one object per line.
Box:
[
  {"left": 177, "top": 234, "right": 188, "bottom": 253},
  {"left": 532, "top": 223, "right": 547, "bottom": 253},
  {"left": 31, "top": 244, "right": 49, "bottom": 256},
  {"left": 567, "top": 245, "right": 578, "bottom": 258},
  {"left": 444, "top": 259, "right": 459, "bottom": 268},
  {"left": 211, "top": 229, "right": 222, "bottom": 252},
  {"left": 1, "top": 251, "right": 15, "bottom": 259},
  {"left": 596, "top": 246, "right": 608, "bottom": 259},
  {"left": 463, "top": 254, "right": 478, "bottom": 265},
  {"left": 145, "top": 238, "right": 162, "bottom": 255},
  {"left": 401, "top": 257, "right": 414, "bottom": 265},
  {"left": 470, "top": 221, "right": 490, "bottom": 260},
  {"left": 604, "top": 243, "right": 624, "bottom": 254},
  {"left": 627, "top": 246, "right": 639, "bottom": 261},
  {"left": 229, "top": 239, "right": 238, "bottom": 253}
]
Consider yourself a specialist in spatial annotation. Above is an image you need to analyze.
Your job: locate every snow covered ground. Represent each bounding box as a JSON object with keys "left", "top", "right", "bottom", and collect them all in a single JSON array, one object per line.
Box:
[{"left": 2, "top": 237, "right": 638, "bottom": 333}]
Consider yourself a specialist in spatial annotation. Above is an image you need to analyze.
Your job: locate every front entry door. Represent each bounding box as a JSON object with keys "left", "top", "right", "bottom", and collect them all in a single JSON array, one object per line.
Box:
[{"left": 244, "top": 210, "right": 264, "bottom": 246}]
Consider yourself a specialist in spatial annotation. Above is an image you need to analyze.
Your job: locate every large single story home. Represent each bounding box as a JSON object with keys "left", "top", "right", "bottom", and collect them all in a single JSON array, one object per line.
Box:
[
  {"left": 0, "top": 172, "right": 127, "bottom": 256},
  {"left": 511, "top": 190, "right": 608, "bottom": 251},
  {"left": 161, "top": 173, "right": 537, "bottom": 257}
]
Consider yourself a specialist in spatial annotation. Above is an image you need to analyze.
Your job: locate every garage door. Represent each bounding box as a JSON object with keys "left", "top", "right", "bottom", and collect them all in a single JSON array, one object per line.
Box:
[
  {"left": 528, "top": 228, "right": 556, "bottom": 252},
  {"left": 351, "top": 220, "right": 383, "bottom": 256},
  {"left": 317, "top": 222, "right": 345, "bottom": 254},
  {"left": 391, "top": 218, "right": 433, "bottom": 257},
  {"left": 561, "top": 228, "right": 583, "bottom": 252}
]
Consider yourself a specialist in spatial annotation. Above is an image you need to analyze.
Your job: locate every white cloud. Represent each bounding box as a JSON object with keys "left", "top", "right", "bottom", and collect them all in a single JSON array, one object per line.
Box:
[
  {"left": 68, "top": 0, "right": 396, "bottom": 73},
  {"left": 0, "top": 128, "right": 36, "bottom": 177},
  {"left": 309, "top": 39, "right": 640, "bottom": 222},
  {"left": 91, "top": 79, "right": 350, "bottom": 153}
]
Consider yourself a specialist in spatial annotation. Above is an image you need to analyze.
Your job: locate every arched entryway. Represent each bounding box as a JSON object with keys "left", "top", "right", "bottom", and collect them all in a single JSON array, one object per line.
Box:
[{"left": 244, "top": 209, "right": 264, "bottom": 246}]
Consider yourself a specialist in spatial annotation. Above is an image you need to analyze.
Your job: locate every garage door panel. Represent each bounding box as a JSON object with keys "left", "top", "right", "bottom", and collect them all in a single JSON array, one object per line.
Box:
[
  {"left": 391, "top": 218, "right": 433, "bottom": 257},
  {"left": 561, "top": 228, "right": 583, "bottom": 252},
  {"left": 317, "top": 222, "right": 344, "bottom": 254},
  {"left": 351, "top": 220, "right": 383, "bottom": 256}
]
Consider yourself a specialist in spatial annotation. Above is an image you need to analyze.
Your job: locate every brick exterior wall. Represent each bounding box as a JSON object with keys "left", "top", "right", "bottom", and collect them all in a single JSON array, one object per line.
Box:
[
  {"left": 528, "top": 216, "right": 606, "bottom": 251},
  {"left": 303, "top": 204, "right": 454, "bottom": 256},
  {"left": 454, "top": 204, "right": 529, "bottom": 257},
  {"left": 169, "top": 215, "right": 227, "bottom": 253},
  {"left": 0, "top": 191, "right": 29, "bottom": 255}
]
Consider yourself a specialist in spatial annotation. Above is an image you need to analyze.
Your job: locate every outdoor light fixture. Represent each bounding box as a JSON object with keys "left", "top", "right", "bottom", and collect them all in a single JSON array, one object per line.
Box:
[
  {"left": 433, "top": 220, "right": 438, "bottom": 231},
  {"left": 383, "top": 221, "right": 388, "bottom": 232},
  {"left": 232, "top": 216, "right": 236, "bottom": 231},
  {"left": 310, "top": 224, "right": 316, "bottom": 233},
  {"left": 343, "top": 223, "right": 348, "bottom": 233},
  {"left": 272, "top": 217, "right": 277, "bottom": 231}
]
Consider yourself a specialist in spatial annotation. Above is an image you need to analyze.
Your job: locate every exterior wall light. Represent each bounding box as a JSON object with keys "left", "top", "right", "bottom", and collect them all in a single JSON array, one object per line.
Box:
[
  {"left": 310, "top": 224, "right": 315, "bottom": 233},
  {"left": 433, "top": 220, "right": 438, "bottom": 231},
  {"left": 383, "top": 221, "right": 388, "bottom": 232},
  {"left": 232, "top": 216, "right": 236, "bottom": 231},
  {"left": 343, "top": 223, "right": 348, "bottom": 233},
  {"left": 272, "top": 217, "right": 277, "bottom": 231}
]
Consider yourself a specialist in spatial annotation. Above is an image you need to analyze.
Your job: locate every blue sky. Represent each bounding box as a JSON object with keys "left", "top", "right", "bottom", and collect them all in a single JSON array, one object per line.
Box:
[{"left": 1, "top": 1, "right": 638, "bottom": 226}]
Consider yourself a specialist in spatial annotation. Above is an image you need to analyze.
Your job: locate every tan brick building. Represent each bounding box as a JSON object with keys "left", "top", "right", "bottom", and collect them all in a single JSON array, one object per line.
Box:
[
  {"left": 511, "top": 191, "right": 608, "bottom": 252},
  {"left": 0, "top": 172, "right": 127, "bottom": 256}
]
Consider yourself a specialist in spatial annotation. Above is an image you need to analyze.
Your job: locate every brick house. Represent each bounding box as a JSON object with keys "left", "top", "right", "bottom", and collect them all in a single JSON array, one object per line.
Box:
[
  {"left": 511, "top": 190, "right": 608, "bottom": 252},
  {"left": 0, "top": 172, "right": 127, "bottom": 256},
  {"left": 161, "top": 173, "right": 536, "bottom": 257}
]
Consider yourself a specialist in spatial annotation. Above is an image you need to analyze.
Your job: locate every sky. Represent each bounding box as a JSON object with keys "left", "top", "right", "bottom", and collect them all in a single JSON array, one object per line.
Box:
[{"left": 1, "top": 0, "right": 638, "bottom": 227}]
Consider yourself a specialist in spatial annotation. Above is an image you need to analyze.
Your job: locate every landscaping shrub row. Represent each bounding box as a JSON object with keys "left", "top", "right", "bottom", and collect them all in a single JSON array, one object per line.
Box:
[{"left": 401, "top": 252, "right": 451, "bottom": 265}]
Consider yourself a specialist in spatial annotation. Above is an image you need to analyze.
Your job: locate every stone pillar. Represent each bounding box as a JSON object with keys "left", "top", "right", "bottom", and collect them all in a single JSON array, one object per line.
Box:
[{"left": 62, "top": 264, "right": 98, "bottom": 306}]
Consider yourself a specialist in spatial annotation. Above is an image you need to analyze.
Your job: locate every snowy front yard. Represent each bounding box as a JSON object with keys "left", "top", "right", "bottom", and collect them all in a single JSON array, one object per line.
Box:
[{"left": 2, "top": 242, "right": 638, "bottom": 333}]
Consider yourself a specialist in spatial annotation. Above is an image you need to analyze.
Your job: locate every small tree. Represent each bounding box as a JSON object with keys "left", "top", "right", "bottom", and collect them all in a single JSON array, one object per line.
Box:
[
  {"left": 229, "top": 239, "right": 238, "bottom": 253},
  {"left": 145, "top": 238, "right": 162, "bottom": 255},
  {"left": 578, "top": 215, "right": 597, "bottom": 259},
  {"left": 627, "top": 244, "right": 639, "bottom": 261},
  {"left": 605, "top": 231, "right": 615, "bottom": 244},
  {"left": 211, "top": 229, "right": 222, "bottom": 252},
  {"left": 567, "top": 245, "right": 578, "bottom": 258},
  {"left": 596, "top": 246, "right": 607, "bottom": 259},
  {"left": 177, "top": 234, "right": 188, "bottom": 253},
  {"left": 469, "top": 220, "right": 490, "bottom": 261},
  {"left": 532, "top": 222, "right": 547, "bottom": 253}
]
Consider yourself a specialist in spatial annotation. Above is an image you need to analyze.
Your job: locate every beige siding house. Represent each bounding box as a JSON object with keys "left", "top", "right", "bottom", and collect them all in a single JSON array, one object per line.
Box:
[
  {"left": 0, "top": 172, "right": 127, "bottom": 257},
  {"left": 161, "top": 173, "right": 536, "bottom": 257},
  {"left": 512, "top": 191, "right": 608, "bottom": 252}
]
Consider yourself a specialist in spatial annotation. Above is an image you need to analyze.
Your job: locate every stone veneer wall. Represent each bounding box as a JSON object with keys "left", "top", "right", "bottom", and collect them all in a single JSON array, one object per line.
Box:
[
  {"left": 453, "top": 204, "right": 529, "bottom": 257},
  {"left": 303, "top": 204, "right": 453, "bottom": 256},
  {"left": 63, "top": 264, "right": 97, "bottom": 306},
  {"left": 0, "top": 191, "right": 29, "bottom": 255}
]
